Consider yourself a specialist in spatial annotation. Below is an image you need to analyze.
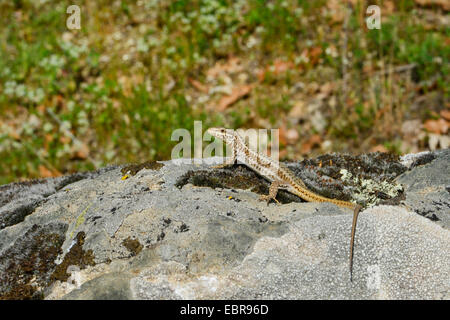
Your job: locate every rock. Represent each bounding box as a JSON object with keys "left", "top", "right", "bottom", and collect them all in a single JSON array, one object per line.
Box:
[
  {"left": 0, "top": 166, "right": 118, "bottom": 230},
  {"left": 397, "top": 149, "right": 450, "bottom": 228},
  {"left": 0, "top": 150, "right": 449, "bottom": 300}
]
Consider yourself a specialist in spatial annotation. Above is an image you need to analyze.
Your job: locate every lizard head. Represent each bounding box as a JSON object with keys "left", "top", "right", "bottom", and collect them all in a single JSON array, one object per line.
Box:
[{"left": 206, "top": 127, "right": 235, "bottom": 144}]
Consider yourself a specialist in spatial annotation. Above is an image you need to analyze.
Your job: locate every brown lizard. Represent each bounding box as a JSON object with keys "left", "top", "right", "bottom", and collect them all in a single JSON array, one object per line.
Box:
[{"left": 207, "top": 127, "right": 362, "bottom": 281}]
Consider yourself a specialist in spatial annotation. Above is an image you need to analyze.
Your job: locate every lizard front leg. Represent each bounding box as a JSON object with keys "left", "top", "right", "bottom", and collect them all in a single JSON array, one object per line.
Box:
[
  {"left": 212, "top": 141, "right": 236, "bottom": 169},
  {"left": 259, "top": 180, "right": 282, "bottom": 204}
]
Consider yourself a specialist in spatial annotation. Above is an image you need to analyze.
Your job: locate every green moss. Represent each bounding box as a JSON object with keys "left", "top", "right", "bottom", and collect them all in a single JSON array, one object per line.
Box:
[
  {"left": 176, "top": 164, "right": 303, "bottom": 204},
  {"left": 0, "top": 223, "right": 66, "bottom": 300},
  {"left": 122, "top": 237, "right": 143, "bottom": 256},
  {"left": 50, "top": 232, "right": 96, "bottom": 283},
  {"left": 121, "top": 161, "right": 164, "bottom": 176}
]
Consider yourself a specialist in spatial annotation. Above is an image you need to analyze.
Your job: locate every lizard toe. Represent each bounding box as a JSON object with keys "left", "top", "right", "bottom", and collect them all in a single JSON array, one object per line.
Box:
[{"left": 259, "top": 195, "right": 279, "bottom": 205}]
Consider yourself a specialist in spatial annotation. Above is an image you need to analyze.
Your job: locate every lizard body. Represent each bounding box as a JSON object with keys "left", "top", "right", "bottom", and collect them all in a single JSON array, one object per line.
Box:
[{"left": 207, "top": 127, "right": 362, "bottom": 280}]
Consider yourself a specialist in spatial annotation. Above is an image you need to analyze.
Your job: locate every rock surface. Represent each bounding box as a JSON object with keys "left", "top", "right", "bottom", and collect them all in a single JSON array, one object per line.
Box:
[{"left": 0, "top": 150, "right": 449, "bottom": 300}]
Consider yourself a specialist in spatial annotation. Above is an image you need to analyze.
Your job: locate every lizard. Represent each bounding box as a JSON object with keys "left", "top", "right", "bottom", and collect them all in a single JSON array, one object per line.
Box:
[{"left": 207, "top": 127, "right": 362, "bottom": 281}]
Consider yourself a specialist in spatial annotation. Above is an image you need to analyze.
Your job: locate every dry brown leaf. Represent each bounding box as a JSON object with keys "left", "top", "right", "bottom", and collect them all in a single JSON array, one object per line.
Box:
[
  {"left": 71, "top": 143, "right": 90, "bottom": 160},
  {"left": 278, "top": 126, "right": 288, "bottom": 146},
  {"left": 257, "top": 70, "right": 267, "bottom": 82},
  {"left": 277, "top": 148, "right": 288, "bottom": 159},
  {"left": 256, "top": 68, "right": 266, "bottom": 82},
  {"left": 363, "top": 63, "right": 374, "bottom": 74},
  {"left": 207, "top": 56, "right": 242, "bottom": 79},
  {"left": 272, "top": 60, "right": 295, "bottom": 74},
  {"left": 346, "top": 97, "right": 356, "bottom": 107},
  {"left": 36, "top": 105, "right": 47, "bottom": 114},
  {"left": 288, "top": 101, "right": 306, "bottom": 119},
  {"left": 327, "top": 0, "right": 345, "bottom": 23},
  {"left": 308, "top": 47, "right": 323, "bottom": 65},
  {"left": 348, "top": 0, "right": 361, "bottom": 6},
  {"left": 188, "top": 78, "right": 209, "bottom": 93},
  {"left": 440, "top": 110, "right": 450, "bottom": 121},
  {"left": 301, "top": 134, "right": 322, "bottom": 154},
  {"left": 370, "top": 145, "right": 388, "bottom": 153},
  {"left": 320, "top": 82, "right": 335, "bottom": 96},
  {"left": 38, "top": 165, "right": 61, "bottom": 178},
  {"left": 424, "top": 119, "right": 449, "bottom": 134},
  {"left": 326, "top": 0, "right": 340, "bottom": 11},
  {"left": 306, "top": 82, "right": 320, "bottom": 94},
  {"left": 216, "top": 84, "right": 254, "bottom": 111},
  {"left": 7, "top": 128, "right": 20, "bottom": 140},
  {"left": 384, "top": 1, "right": 396, "bottom": 14},
  {"left": 45, "top": 134, "right": 55, "bottom": 143},
  {"left": 59, "top": 135, "right": 71, "bottom": 144},
  {"left": 52, "top": 95, "right": 65, "bottom": 109},
  {"left": 296, "top": 47, "right": 323, "bottom": 66},
  {"left": 327, "top": 0, "right": 363, "bottom": 22},
  {"left": 258, "top": 60, "right": 295, "bottom": 82}
]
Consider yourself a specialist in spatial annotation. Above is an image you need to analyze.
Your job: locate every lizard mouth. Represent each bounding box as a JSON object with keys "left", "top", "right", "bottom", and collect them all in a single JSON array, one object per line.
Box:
[{"left": 206, "top": 127, "right": 228, "bottom": 139}]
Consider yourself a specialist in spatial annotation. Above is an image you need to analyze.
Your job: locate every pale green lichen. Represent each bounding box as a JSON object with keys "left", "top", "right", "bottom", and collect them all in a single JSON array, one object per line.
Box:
[
  {"left": 69, "top": 203, "right": 92, "bottom": 239},
  {"left": 340, "top": 169, "right": 403, "bottom": 208}
]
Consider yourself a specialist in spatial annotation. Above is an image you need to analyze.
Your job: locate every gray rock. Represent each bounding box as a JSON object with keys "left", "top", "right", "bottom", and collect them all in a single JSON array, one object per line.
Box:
[
  {"left": 0, "top": 151, "right": 448, "bottom": 300},
  {"left": 0, "top": 166, "right": 118, "bottom": 230},
  {"left": 397, "top": 148, "right": 450, "bottom": 228}
]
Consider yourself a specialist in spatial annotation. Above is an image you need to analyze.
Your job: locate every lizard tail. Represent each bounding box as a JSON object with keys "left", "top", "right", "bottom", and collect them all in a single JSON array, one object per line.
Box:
[{"left": 349, "top": 204, "right": 362, "bottom": 282}]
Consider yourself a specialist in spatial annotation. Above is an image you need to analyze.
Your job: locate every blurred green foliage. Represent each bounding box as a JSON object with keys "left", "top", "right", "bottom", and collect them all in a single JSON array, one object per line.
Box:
[{"left": 0, "top": 0, "right": 448, "bottom": 184}]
